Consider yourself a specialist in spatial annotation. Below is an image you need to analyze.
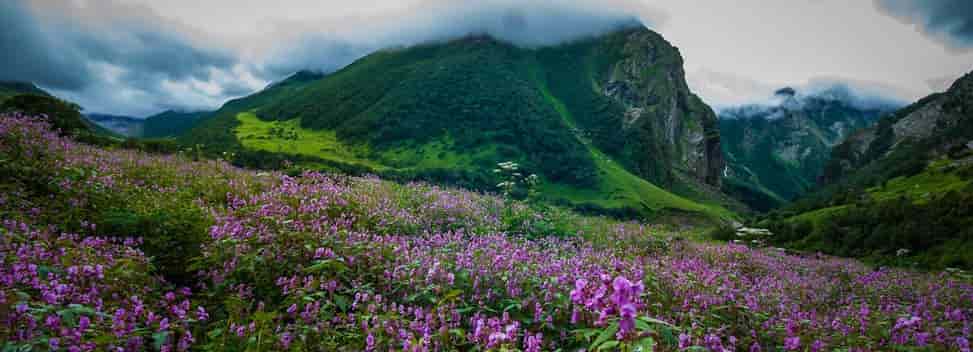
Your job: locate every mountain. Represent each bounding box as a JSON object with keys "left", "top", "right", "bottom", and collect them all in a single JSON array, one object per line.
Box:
[
  {"left": 761, "top": 71, "right": 973, "bottom": 268},
  {"left": 719, "top": 87, "right": 898, "bottom": 211},
  {"left": 0, "top": 81, "right": 49, "bottom": 102},
  {"left": 822, "top": 72, "right": 973, "bottom": 185},
  {"left": 184, "top": 27, "right": 738, "bottom": 221},
  {"left": 142, "top": 110, "right": 212, "bottom": 138},
  {"left": 86, "top": 110, "right": 212, "bottom": 138},
  {"left": 86, "top": 113, "right": 144, "bottom": 137}
]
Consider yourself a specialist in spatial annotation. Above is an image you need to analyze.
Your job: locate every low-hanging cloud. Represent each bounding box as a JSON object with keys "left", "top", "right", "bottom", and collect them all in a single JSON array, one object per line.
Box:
[
  {"left": 875, "top": 0, "right": 973, "bottom": 51},
  {"left": 254, "top": 0, "right": 663, "bottom": 80},
  {"left": 717, "top": 78, "right": 909, "bottom": 120}
]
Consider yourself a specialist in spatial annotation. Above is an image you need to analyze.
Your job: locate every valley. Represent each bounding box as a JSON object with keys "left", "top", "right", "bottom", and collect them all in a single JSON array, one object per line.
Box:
[{"left": 2, "top": 3, "right": 972, "bottom": 350}]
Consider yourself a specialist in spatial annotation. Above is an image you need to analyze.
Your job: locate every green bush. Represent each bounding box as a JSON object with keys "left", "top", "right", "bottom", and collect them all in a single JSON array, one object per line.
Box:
[
  {"left": 95, "top": 206, "right": 212, "bottom": 285},
  {"left": 707, "top": 225, "right": 737, "bottom": 242}
]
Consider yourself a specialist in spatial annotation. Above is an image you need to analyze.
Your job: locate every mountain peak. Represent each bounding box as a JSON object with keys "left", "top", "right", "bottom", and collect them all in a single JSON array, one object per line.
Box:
[{"left": 774, "top": 87, "right": 797, "bottom": 97}]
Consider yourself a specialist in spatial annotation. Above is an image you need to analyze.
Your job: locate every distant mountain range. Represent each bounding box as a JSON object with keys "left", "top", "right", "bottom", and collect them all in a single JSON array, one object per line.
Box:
[
  {"left": 86, "top": 110, "right": 212, "bottom": 138},
  {"left": 719, "top": 87, "right": 900, "bottom": 210},
  {"left": 762, "top": 71, "right": 973, "bottom": 268}
]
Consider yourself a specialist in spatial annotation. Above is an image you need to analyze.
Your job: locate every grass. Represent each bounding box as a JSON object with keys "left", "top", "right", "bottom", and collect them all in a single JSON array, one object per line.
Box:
[
  {"left": 866, "top": 158, "right": 971, "bottom": 204},
  {"left": 234, "top": 112, "right": 386, "bottom": 170},
  {"left": 235, "top": 99, "right": 734, "bottom": 222}
]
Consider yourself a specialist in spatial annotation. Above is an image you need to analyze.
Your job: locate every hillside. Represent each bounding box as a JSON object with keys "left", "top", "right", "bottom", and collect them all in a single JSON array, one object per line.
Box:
[
  {"left": 2, "top": 111, "right": 971, "bottom": 351},
  {"left": 0, "top": 80, "right": 48, "bottom": 102},
  {"left": 86, "top": 113, "right": 144, "bottom": 137},
  {"left": 719, "top": 87, "right": 896, "bottom": 211},
  {"left": 762, "top": 71, "right": 973, "bottom": 268},
  {"left": 87, "top": 110, "right": 212, "bottom": 138},
  {"left": 184, "top": 27, "right": 737, "bottom": 221}
]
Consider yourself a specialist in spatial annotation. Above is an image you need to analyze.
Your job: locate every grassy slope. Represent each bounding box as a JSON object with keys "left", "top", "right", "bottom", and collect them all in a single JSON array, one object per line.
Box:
[
  {"left": 235, "top": 112, "right": 384, "bottom": 170},
  {"left": 766, "top": 157, "right": 973, "bottom": 268},
  {"left": 189, "top": 36, "right": 735, "bottom": 222},
  {"left": 234, "top": 108, "right": 732, "bottom": 221}
]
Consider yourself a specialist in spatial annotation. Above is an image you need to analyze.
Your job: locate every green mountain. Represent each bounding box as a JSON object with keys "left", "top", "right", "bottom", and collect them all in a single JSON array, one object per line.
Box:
[
  {"left": 86, "top": 113, "right": 144, "bottom": 137},
  {"left": 719, "top": 87, "right": 896, "bottom": 211},
  {"left": 762, "top": 71, "right": 973, "bottom": 268},
  {"left": 142, "top": 110, "right": 212, "bottom": 138},
  {"left": 184, "top": 27, "right": 738, "bottom": 221},
  {"left": 87, "top": 110, "right": 212, "bottom": 138},
  {"left": 0, "top": 81, "right": 49, "bottom": 102}
]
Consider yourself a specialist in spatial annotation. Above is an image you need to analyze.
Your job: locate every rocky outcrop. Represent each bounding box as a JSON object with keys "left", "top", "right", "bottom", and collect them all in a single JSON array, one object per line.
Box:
[
  {"left": 822, "top": 71, "right": 973, "bottom": 184},
  {"left": 598, "top": 29, "right": 724, "bottom": 187}
]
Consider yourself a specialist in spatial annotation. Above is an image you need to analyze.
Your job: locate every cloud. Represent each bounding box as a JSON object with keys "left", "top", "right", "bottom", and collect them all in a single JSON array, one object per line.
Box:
[
  {"left": 253, "top": 0, "right": 664, "bottom": 80},
  {"left": 689, "top": 67, "right": 916, "bottom": 114},
  {"left": 2, "top": 0, "right": 665, "bottom": 115},
  {"left": 712, "top": 77, "right": 911, "bottom": 119},
  {"left": 0, "top": 0, "right": 254, "bottom": 116},
  {"left": 874, "top": 0, "right": 973, "bottom": 51},
  {"left": 0, "top": 1, "right": 90, "bottom": 90}
]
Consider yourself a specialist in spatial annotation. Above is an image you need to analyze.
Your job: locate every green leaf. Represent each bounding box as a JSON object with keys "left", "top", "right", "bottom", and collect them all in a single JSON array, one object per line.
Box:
[
  {"left": 597, "top": 340, "right": 620, "bottom": 351},
  {"left": 634, "top": 337, "right": 656, "bottom": 351},
  {"left": 637, "top": 316, "right": 674, "bottom": 327},
  {"left": 152, "top": 331, "right": 170, "bottom": 351},
  {"left": 333, "top": 294, "right": 350, "bottom": 312},
  {"left": 591, "top": 323, "right": 619, "bottom": 350}
]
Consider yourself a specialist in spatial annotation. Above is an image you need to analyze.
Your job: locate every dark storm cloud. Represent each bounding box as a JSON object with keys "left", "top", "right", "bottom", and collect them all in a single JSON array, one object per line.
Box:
[
  {"left": 0, "top": 0, "right": 241, "bottom": 115},
  {"left": 0, "top": 1, "right": 91, "bottom": 90},
  {"left": 875, "top": 0, "right": 973, "bottom": 50}
]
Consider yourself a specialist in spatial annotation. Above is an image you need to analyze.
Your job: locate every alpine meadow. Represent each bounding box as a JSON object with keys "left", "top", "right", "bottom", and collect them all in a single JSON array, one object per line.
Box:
[{"left": 1, "top": 1, "right": 972, "bottom": 351}]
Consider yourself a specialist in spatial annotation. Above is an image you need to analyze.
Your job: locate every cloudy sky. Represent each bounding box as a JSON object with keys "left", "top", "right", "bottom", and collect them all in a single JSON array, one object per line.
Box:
[{"left": 1, "top": 0, "right": 972, "bottom": 116}]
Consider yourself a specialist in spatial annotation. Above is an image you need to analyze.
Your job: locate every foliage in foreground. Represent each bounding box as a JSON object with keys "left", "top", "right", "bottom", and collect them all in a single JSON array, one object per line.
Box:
[{"left": 1, "top": 113, "right": 971, "bottom": 351}]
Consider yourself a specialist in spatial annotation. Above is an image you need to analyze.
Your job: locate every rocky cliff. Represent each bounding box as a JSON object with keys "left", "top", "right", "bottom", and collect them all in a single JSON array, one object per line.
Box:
[
  {"left": 596, "top": 29, "right": 724, "bottom": 188},
  {"left": 822, "top": 71, "right": 973, "bottom": 184}
]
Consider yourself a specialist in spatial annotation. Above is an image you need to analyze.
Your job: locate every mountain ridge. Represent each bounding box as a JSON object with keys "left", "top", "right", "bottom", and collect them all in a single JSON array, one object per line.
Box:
[
  {"left": 761, "top": 70, "right": 973, "bottom": 268},
  {"left": 183, "top": 27, "right": 738, "bottom": 221},
  {"left": 719, "top": 86, "right": 898, "bottom": 211}
]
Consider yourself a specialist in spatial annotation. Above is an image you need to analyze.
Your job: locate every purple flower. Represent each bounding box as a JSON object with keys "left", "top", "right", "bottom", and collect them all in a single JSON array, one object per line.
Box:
[
  {"left": 280, "top": 332, "right": 293, "bottom": 349},
  {"left": 618, "top": 303, "right": 637, "bottom": 337},
  {"left": 366, "top": 333, "right": 375, "bottom": 351}
]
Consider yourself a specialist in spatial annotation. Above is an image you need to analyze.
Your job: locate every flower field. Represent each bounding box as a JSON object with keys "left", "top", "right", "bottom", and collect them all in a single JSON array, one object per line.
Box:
[{"left": 1, "top": 113, "right": 971, "bottom": 351}]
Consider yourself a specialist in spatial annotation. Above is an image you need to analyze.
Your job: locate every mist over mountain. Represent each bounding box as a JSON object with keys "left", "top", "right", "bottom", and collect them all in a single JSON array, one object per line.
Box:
[
  {"left": 86, "top": 110, "right": 213, "bottom": 138},
  {"left": 183, "top": 27, "right": 739, "bottom": 220},
  {"left": 762, "top": 70, "right": 973, "bottom": 269},
  {"left": 719, "top": 85, "right": 902, "bottom": 210}
]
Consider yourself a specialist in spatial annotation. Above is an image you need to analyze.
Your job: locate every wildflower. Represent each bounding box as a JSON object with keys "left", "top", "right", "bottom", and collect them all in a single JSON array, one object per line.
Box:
[
  {"left": 679, "top": 333, "right": 692, "bottom": 349},
  {"left": 280, "top": 332, "right": 293, "bottom": 349},
  {"left": 618, "top": 303, "right": 637, "bottom": 338},
  {"left": 366, "top": 333, "right": 376, "bottom": 351},
  {"left": 570, "top": 279, "right": 587, "bottom": 304}
]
